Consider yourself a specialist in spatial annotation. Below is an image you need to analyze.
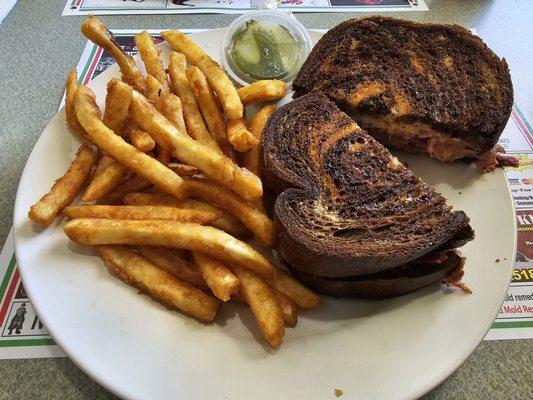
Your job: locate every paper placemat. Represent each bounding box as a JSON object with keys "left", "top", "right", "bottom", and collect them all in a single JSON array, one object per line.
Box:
[{"left": 62, "top": 0, "right": 428, "bottom": 15}]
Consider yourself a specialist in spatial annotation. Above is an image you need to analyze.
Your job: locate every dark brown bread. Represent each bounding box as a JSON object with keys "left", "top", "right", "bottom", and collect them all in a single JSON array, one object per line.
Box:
[
  {"left": 261, "top": 91, "right": 474, "bottom": 280},
  {"left": 293, "top": 17, "right": 513, "bottom": 161},
  {"left": 287, "top": 250, "right": 464, "bottom": 298}
]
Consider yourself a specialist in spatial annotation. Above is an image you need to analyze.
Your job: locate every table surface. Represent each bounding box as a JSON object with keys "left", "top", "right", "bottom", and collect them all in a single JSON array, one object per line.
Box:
[{"left": 1, "top": 0, "right": 532, "bottom": 399}]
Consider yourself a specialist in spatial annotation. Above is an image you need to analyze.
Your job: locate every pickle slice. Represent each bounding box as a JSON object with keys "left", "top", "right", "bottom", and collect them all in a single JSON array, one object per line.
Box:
[{"left": 230, "top": 20, "right": 299, "bottom": 81}]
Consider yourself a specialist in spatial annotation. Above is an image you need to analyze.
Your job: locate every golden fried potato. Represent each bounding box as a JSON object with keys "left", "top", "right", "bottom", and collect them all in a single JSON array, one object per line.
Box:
[
  {"left": 65, "top": 69, "right": 91, "bottom": 143},
  {"left": 270, "top": 268, "right": 321, "bottom": 309},
  {"left": 121, "top": 193, "right": 249, "bottom": 237},
  {"left": 167, "top": 52, "right": 221, "bottom": 151},
  {"left": 97, "top": 245, "right": 219, "bottom": 322},
  {"left": 102, "top": 78, "right": 132, "bottom": 136},
  {"left": 237, "top": 80, "right": 287, "bottom": 106},
  {"left": 229, "top": 265, "right": 284, "bottom": 349},
  {"left": 92, "top": 155, "right": 114, "bottom": 177},
  {"left": 227, "top": 118, "right": 258, "bottom": 152},
  {"left": 81, "top": 16, "right": 146, "bottom": 94},
  {"left": 138, "top": 245, "right": 208, "bottom": 291},
  {"left": 75, "top": 86, "right": 186, "bottom": 200},
  {"left": 186, "top": 66, "right": 232, "bottom": 150},
  {"left": 28, "top": 145, "right": 97, "bottom": 225},
  {"left": 98, "top": 174, "right": 152, "bottom": 205},
  {"left": 129, "top": 128, "right": 156, "bottom": 152},
  {"left": 127, "top": 86, "right": 263, "bottom": 201},
  {"left": 192, "top": 252, "right": 239, "bottom": 302},
  {"left": 134, "top": 31, "right": 170, "bottom": 93},
  {"left": 64, "top": 219, "right": 274, "bottom": 279},
  {"left": 82, "top": 161, "right": 129, "bottom": 202},
  {"left": 162, "top": 31, "right": 243, "bottom": 120},
  {"left": 184, "top": 178, "right": 274, "bottom": 246},
  {"left": 145, "top": 75, "right": 188, "bottom": 136},
  {"left": 63, "top": 205, "right": 220, "bottom": 224},
  {"left": 244, "top": 105, "right": 277, "bottom": 177},
  {"left": 273, "top": 290, "right": 298, "bottom": 328}
]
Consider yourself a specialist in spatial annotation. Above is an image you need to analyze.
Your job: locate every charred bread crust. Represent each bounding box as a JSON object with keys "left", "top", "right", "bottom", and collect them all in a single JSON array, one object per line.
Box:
[
  {"left": 293, "top": 16, "right": 513, "bottom": 157},
  {"left": 262, "top": 92, "right": 474, "bottom": 278},
  {"left": 287, "top": 250, "right": 465, "bottom": 298}
]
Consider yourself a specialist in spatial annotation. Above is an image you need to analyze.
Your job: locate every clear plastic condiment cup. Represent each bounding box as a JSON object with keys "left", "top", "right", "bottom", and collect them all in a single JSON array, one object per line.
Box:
[{"left": 221, "top": 9, "right": 312, "bottom": 86}]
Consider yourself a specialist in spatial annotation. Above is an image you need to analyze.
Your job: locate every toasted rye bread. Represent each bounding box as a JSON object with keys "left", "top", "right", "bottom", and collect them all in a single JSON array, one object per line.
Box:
[
  {"left": 261, "top": 92, "right": 474, "bottom": 288},
  {"left": 293, "top": 17, "right": 513, "bottom": 162},
  {"left": 287, "top": 249, "right": 465, "bottom": 298}
]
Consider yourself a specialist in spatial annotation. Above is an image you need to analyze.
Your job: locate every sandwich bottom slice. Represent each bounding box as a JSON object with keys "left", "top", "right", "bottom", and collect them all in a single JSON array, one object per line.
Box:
[
  {"left": 287, "top": 249, "right": 466, "bottom": 298},
  {"left": 261, "top": 91, "right": 474, "bottom": 298}
]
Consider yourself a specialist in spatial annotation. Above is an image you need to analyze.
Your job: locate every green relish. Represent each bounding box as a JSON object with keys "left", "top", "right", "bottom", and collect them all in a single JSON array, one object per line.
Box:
[{"left": 228, "top": 20, "right": 301, "bottom": 81}]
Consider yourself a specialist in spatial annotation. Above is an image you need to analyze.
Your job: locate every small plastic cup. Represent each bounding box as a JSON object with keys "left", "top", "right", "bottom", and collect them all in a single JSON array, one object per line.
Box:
[{"left": 221, "top": 9, "right": 312, "bottom": 86}]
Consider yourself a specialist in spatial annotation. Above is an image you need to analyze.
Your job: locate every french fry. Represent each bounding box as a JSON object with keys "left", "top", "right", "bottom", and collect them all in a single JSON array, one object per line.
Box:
[
  {"left": 121, "top": 193, "right": 249, "bottom": 237},
  {"left": 162, "top": 31, "right": 243, "bottom": 120},
  {"left": 63, "top": 205, "right": 220, "bottom": 224},
  {"left": 229, "top": 265, "right": 284, "bottom": 349},
  {"left": 137, "top": 245, "right": 208, "bottom": 291},
  {"left": 28, "top": 145, "right": 97, "bottom": 225},
  {"left": 227, "top": 118, "right": 258, "bottom": 152},
  {"left": 157, "top": 92, "right": 188, "bottom": 136},
  {"left": 146, "top": 74, "right": 188, "bottom": 136},
  {"left": 184, "top": 178, "right": 274, "bottom": 246},
  {"left": 83, "top": 163, "right": 130, "bottom": 202},
  {"left": 84, "top": 124, "right": 158, "bottom": 202},
  {"left": 99, "top": 174, "right": 152, "bottom": 204},
  {"left": 270, "top": 268, "right": 321, "bottom": 309},
  {"left": 129, "top": 128, "right": 155, "bottom": 152},
  {"left": 167, "top": 52, "right": 221, "bottom": 152},
  {"left": 102, "top": 78, "right": 132, "bottom": 136},
  {"left": 122, "top": 192, "right": 186, "bottom": 207},
  {"left": 97, "top": 245, "right": 219, "bottom": 322},
  {"left": 168, "top": 163, "right": 200, "bottom": 177},
  {"left": 134, "top": 31, "right": 170, "bottom": 93},
  {"left": 244, "top": 105, "right": 277, "bottom": 177},
  {"left": 192, "top": 252, "right": 239, "bottom": 302},
  {"left": 237, "top": 80, "right": 287, "bottom": 106},
  {"left": 83, "top": 124, "right": 158, "bottom": 202},
  {"left": 234, "top": 288, "right": 298, "bottom": 327},
  {"left": 65, "top": 69, "right": 91, "bottom": 143},
  {"left": 273, "top": 290, "right": 298, "bottom": 328},
  {"left": 81, "top": 16, "right": 146, "bottom": 94},
  {"left": 128, "top": 86, "right": 263, "bottom": 201},
  {"left": 145, "top": 74, "right": 164, "bottom": 104},
  {"left": 186, "top": 66, "right": 230, "bottom": 147},
  {"left": 64, "top": 219, "right": 274, "bottom": 279},
  {"left": 92, "top": 156, "right": 114, "bottom": 177},
  {"left": 75, "top": 86, "right": 186, "bottom": 200}
]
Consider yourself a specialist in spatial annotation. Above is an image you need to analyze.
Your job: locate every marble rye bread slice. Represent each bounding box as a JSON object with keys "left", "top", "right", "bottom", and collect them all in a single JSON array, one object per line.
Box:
[
  {"left": 287, "top": 249, "right": 465, "bottom": 298},
  {"left": 261, "top": 92, "right": 474, "bottom": 297},
  {"left": 293, "top": 16, "right": 513, "bottom": 168}
]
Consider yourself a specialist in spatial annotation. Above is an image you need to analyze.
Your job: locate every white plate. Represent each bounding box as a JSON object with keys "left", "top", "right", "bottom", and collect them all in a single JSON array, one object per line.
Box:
[{"left": 13, "top": 29, "right": 516, "bottom": 400}]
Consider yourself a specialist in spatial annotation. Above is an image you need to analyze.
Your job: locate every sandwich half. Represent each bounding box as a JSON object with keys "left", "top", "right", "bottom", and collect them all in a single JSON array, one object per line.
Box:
[
  {"left": 261, "top": 91, "right": 474, "bottom": 298},
  {"left": 293, "top": 17, "right": 514, "bottom": 171}
]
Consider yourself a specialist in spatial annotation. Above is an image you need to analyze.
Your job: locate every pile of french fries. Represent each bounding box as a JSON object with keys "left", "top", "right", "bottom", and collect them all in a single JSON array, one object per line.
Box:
[{"left": 28, "top": 16, "right": 320, "bottom": 349}]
